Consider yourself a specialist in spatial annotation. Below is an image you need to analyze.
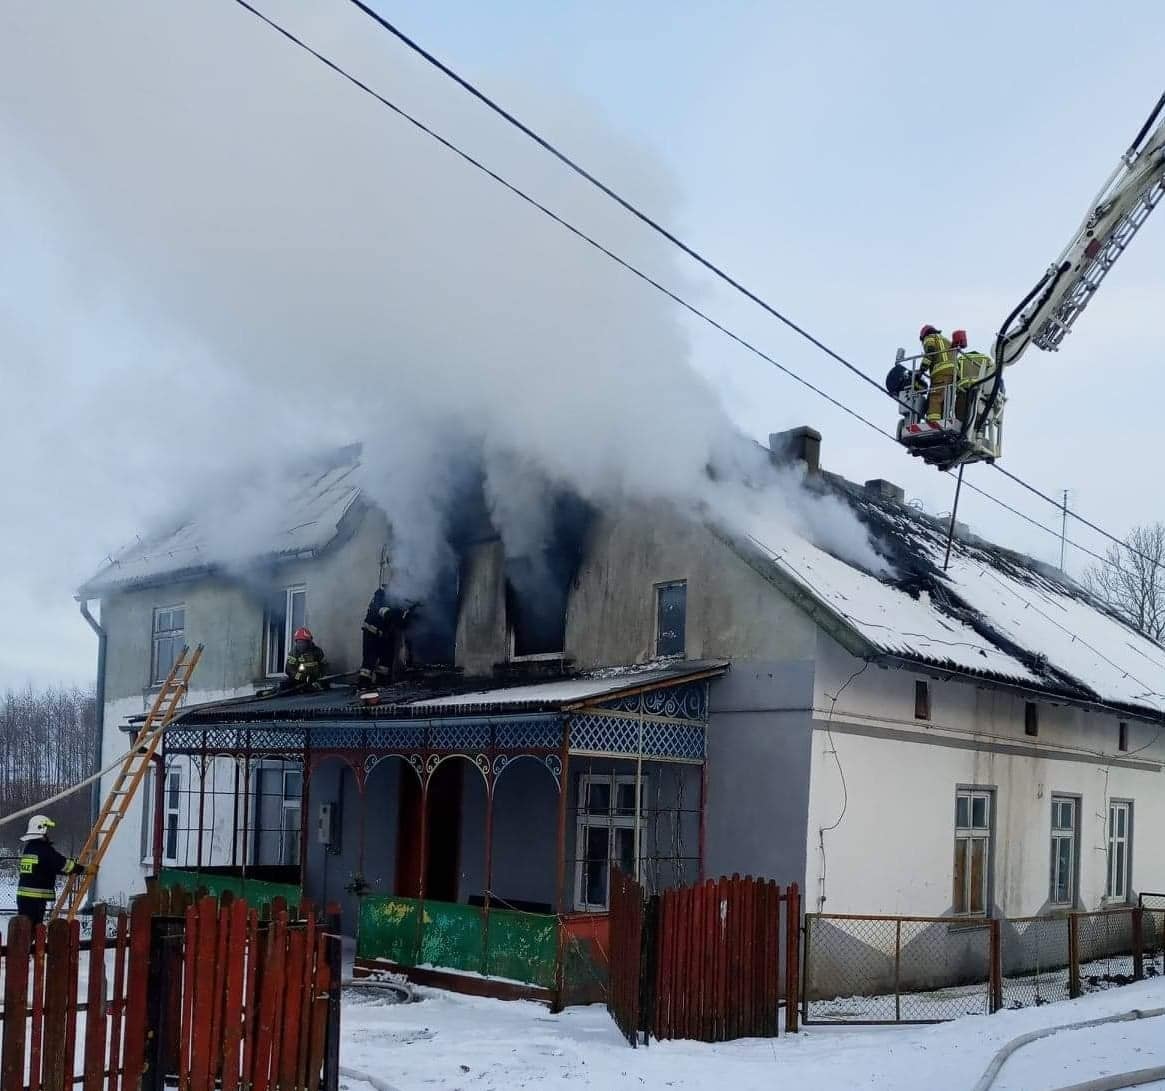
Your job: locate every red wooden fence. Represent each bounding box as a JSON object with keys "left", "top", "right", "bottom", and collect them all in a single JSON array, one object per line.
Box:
[
  {"left": 607, "top": 871, "right": 644, "bottom": 1046},
  {"left": 0, "top": 890, "right": 340, "bottom": 1091},
  {"left": 608, "top": 872, "right": 800, "bottom": 1046}
]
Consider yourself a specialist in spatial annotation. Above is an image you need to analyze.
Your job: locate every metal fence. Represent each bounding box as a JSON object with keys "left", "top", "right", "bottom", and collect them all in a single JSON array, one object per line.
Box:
[{"left": 804, "top": 904, "right": 1158, "bottom": 1025}]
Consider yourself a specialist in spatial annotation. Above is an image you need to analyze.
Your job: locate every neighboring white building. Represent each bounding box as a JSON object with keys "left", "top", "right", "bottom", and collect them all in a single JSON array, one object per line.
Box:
[{"left": 76, "top": 429, "right": 1165, "bottom": 927}]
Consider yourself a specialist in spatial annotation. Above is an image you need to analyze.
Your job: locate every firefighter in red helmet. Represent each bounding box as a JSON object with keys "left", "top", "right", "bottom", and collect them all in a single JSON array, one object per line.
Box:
[
  {"left": 918, "top": 324, "right": 959, "bottom": 422},
  {"left": 285, "top": 627, "right": 328, "bottom": 689}
]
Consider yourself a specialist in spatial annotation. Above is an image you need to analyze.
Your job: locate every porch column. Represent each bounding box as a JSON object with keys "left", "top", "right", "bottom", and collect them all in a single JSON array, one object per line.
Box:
[
  {"left": 230, "top": 758, "right": 240, "bottom": 869},
  {"left": 151, "top": 755, "right": 165, "bottom": 879},
  {"left": 240, "top": 751, "right": 251, "bottom": 878},
  {"left": 195, "top": 750, "right": 208, "bottom": 871},
  {"left": 554, "top": 725, "right": 571, "bottom": 915},
  {"left": 299, "top": 753, "right": 312, "bottom": 886},
  {"left": 481, "top": 780, "right": 495, "bottom": 975},
  {"left": 698, "top": 761, "right": 708, "bottom": 884},
  {"left": 415, "top": 772, "right": 429, "bottom": 961}
]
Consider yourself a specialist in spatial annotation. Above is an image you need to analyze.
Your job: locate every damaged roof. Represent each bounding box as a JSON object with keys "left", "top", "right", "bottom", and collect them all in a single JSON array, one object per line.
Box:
[
  {"left": 734, "top": 473, "right": 1165, "bottom": 720},
  {"left": 172, "top": 659, "right": 728, "bottom": 723},
  {"left": 78, "top": 447, "right": 363, "bottom": 595}
]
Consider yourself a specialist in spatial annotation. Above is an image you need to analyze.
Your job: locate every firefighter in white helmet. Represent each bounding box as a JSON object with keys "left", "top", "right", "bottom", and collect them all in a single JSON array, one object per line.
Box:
[{"left": 17, "top": 815, "right": 82, "bottom": 925}]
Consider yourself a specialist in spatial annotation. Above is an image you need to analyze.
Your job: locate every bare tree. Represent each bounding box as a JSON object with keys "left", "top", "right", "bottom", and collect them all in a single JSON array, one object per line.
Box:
[{"left": 1082, "top": 522, "right": 1165, "bottom": 641}]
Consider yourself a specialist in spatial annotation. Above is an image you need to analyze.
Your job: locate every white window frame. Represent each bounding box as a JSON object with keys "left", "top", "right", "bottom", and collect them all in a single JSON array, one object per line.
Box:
[
  {"left": 953, "top": 788, "right": 992, "bottom": 916},
  {"left": 1049, "top": 795, "right": 1078, "bottom": 907},
  {"left": 1106, "top": 800, "right": 1132, "bottom": 902},
  {"left": 574, "top": 773, "right": 648, "bottom": 912},
  {"left": 140, "top": 764, "right": 156, "bottom": 866},
  {"left": 151, "top": 605, "right": 186, "bottom": 685},
  {"left": 265, "top": 586, "right": 307, "bottom": 677},
  {"left": 280, "top": 768, "right": 303, "bottom": 867},
  {"left": 163, "top": 768, "right": 182, "bottom": 866}
]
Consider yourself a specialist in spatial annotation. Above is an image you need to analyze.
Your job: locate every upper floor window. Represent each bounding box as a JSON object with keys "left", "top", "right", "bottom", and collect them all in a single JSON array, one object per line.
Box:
[
  {"left": 655, "top": 581, "right": 687, "bottom": 658},
  {"left": 1118, "top": 722, "right": 1129, "bottom": 752},
  {"left": 151, "top": 605, "right": 186, "bottom": 684},
  {"left": 914, "top": 680, "right": 931, "bottom": 720},
  {"left": 1024, "top": 702, "right": 1039, "bottom": 737},
  {"left": 265, "top": 586, "right": 306, "bottom": 676}
]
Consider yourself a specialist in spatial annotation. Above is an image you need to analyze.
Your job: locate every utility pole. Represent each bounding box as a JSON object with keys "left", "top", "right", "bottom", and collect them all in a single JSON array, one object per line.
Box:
[{"left": 1059, "top": 490, "right": 1069, "bottom": 572}]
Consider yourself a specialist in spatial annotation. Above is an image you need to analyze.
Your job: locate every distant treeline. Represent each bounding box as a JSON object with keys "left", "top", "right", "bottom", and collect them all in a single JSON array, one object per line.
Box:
[{"left": 0, "top": 686, "right": 97, "bottom": 857}]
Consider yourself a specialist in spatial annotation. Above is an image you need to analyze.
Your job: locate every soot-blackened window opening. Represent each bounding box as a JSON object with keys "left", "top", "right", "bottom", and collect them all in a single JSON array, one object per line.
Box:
[{"left": 656, "top": 581, "right": 687, "bottom": 658}]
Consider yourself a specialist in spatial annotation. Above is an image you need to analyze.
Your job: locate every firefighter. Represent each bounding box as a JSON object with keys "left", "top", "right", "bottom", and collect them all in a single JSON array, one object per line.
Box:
[
  {"left": 17, "top": 815, "right": 82, "bottom": 925},
  {"left": 919, "top": 324, "right": 959, "bottom": 423},
  {"left": 285, "top": 627, "right": 328, "bottom": 689},
  {"left": 357, "top": 589, "right": 415, "bottom": 686}
]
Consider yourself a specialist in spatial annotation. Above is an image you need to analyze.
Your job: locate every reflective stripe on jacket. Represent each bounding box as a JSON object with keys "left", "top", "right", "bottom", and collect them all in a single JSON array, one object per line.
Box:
[
  {"left": 18, "top": 839, "right": 76, "bottom": 898},
  {"left": 921, "top": 332, "right": 958, "bottom": 380}
]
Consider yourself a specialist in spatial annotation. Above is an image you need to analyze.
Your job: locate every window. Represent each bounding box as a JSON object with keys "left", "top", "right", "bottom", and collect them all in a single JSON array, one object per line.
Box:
[
  {"left": 1025, "top": 702, "right": 1039, "bottom": 737},
  {"left": 140, "top": 765, "right": 156, "bottom": 864},
  {"left": 265, "top": 586, "right": 306, "bottom": 676},
  {"left": 164, "top": 769, "right": 181, "bottom": 864},
  {"left": 655, "top": 581, "right": 687, "bottom": 658},
  {"left": 953, "top": 789, "right": 992, "bottom": 915},
  {"left": 574, "top": 774, "right": 647, "bottom": 911},
  {"left": 1106, "top": 801, "right": 1132, "bottom": 901},
  {"left": 151, "top": 606, "right": 185, "bottom": 684},
  {"left": 914, "top": 680, "right": 931, "bottom": 720},
  {"left": 1119, "top": 722, "right": 1129, "bottom": 752},
  {"left": 280, "top": 769, "right": 303, "bottom": 867},
  {"left": 1049, "top": 796, "right": 1078, "bottom": 906}
]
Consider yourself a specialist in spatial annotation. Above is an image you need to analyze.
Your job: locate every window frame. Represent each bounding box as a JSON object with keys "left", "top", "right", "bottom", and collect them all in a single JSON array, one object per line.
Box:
[
  {"left": 953, "top": 787, "right": 993, "bottom": 917},
  {"left": 1105, "top": 800, "right": 1133, "bottom": 903},
  {"left": 1118, "top": 722, "right": 1129, "bottom": 752},
  {"left": 163, "top": 768, "right": 182, "bottom": 866},
  {"left": 1024, "top": 702, "right": 1039, "bottom": 737},
  {"left": 914, "top": 680, "right": 931, "bottom": 721},
  {"left": 265, "top": 585, "right": 307, "bottom": 677},
  {"left": 573, "top": 773, "right": 648, "bottom": 912},
  {"left": 150, "top": 604, "right": 186, "bottom": 685},
  {"left": 1048, "top": 794, "right": 1079, "bottom": 907},
  {"left": 140, "top": 764, "right": 156, "bottom": 866},
  {"left": 654, "top": 580, "right": 687, "bottom": 659},
  {"left": 280, "top": 768, "right": 303, "bottom": 867}
]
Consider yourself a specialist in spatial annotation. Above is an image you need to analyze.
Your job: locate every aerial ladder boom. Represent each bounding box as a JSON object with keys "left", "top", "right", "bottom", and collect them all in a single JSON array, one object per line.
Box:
[
  {"left": 996, "top": 89, "right": 1165, "bottom": 367},
  {"left": 51, "top": 644, "right": 203, "bottom": 923}
]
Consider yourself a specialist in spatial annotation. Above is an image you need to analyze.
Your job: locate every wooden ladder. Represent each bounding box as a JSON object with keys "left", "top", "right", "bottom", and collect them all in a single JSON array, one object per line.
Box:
[{"left": 52, "top": 643, "right": 204, "bottom": 923}]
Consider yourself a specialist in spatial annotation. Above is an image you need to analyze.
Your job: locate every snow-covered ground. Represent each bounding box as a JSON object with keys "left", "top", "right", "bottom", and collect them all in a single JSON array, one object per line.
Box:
[{"left": 339, "top": 977, "right": 1165, "bottom": 1091}]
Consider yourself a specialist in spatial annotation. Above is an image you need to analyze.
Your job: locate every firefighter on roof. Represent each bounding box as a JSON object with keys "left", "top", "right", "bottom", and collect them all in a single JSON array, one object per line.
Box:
[
  {"left": 919, "top": 324, "right": 959, "bottom": 422},
  {"left": 285, "top": 627, "right": 328, "bottom": 689},
  {"left": 357, "top": 588, "right": 415, "bottom": 686},
  {"left": 17, "top": 815, "right": 82, "bottom": 925}
]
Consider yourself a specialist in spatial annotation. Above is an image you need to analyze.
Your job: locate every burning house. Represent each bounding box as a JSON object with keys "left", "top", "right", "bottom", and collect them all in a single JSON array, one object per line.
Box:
[{"left": 76, "top": 428, "right": 1165, "bottom": 1001}]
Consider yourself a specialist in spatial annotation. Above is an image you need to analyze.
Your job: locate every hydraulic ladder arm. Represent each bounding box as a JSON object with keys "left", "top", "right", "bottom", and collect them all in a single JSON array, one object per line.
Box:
[{"left": 51, "top": 643, "right": 203, "bottom": 923}]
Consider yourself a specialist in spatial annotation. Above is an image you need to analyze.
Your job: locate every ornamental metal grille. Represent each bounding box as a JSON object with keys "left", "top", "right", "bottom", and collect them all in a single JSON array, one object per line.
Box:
[
  {"left": 593, "top": 680, "right": 707, "bottom": 722},
  {"left": 567, "top": 712, "right": 706, "bottom": 761}
]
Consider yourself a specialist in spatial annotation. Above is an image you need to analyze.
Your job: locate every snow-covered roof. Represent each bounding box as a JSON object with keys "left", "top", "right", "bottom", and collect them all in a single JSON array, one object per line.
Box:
[
  {"left": 79, "top": 447, "right": 362, "bottom": 595},
  {"left": 736, "top": 477, "right": 1165, "bottom": 719}
]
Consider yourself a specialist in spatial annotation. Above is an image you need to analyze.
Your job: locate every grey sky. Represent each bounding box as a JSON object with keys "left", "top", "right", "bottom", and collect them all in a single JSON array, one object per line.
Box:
[{"left": 2, "top": 1, "right": 1163, "bottom": 689}]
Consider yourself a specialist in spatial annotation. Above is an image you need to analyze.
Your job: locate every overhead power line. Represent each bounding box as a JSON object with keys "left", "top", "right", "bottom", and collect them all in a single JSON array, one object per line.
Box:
[
  {"left": 334, "top": 1, "right": 1161, "bottom": 576},
  {"left": 228, "top": 0, "right": 1137, "bottom": 578}
]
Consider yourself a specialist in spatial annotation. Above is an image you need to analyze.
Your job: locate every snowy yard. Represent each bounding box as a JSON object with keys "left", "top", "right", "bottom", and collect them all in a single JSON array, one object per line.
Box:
[{"left": 339, "top": 977, "right": 1165, "bottom": 1091}]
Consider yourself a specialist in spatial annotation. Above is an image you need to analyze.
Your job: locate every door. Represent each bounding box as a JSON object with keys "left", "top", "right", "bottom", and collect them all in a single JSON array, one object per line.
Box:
[{"left": 395, "top": 760, "right": 463, "bottom": 902}]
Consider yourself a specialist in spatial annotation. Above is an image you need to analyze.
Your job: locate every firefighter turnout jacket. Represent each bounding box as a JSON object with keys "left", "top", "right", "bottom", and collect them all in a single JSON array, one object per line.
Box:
[
  {"left": 285, "top": 640, "right": 327, "bottom": 683},
  {"left": 18, "top": 838, "right": 77, "bottom": 901}
]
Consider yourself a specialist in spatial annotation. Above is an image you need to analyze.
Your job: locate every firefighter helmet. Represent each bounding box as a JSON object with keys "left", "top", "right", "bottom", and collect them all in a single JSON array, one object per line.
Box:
[
  {"left": 919, "top": 324, "right": 940, "bottom": 340},
  {"left": 293, "top": 627, "right": 313, "bottom": 643},
  {"left": 20, "top": 815, "right": 55, "bottom": 842}
]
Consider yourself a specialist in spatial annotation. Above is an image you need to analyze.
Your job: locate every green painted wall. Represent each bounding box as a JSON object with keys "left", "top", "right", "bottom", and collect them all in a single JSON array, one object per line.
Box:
[
  {"left": 358, "top": 896, "right": 559, "bottom": 988},
  {"left": 159, "top": 868, "right": 302, "bottom": 908}
]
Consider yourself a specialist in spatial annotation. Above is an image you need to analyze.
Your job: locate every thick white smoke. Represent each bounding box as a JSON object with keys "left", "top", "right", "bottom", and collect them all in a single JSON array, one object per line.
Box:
[{"left": 0, "top": 2, "right": 887, "bottom": 655}]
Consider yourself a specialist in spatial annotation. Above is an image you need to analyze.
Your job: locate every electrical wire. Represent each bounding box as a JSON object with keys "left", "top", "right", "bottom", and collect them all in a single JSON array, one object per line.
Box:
[
  {"left": 331, "top": 1, "right": 1165, "bottom": 577},
  {"left": 227, "top": 0, "right": 1140, "bottom": 586}
]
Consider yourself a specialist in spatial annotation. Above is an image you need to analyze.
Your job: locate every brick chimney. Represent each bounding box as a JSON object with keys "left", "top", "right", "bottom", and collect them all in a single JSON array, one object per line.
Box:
[
  {"left": 769, "top": 426, "right": 821, "bottom": 474},
  {"left": 864, "top": 479, "right": 905, "bottom": 503}
]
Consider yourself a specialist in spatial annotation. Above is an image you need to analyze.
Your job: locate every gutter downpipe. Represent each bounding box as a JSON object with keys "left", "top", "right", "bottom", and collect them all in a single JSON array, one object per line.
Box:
[{"left": 78, "top": 598, "right": 107, "bottom": 840}]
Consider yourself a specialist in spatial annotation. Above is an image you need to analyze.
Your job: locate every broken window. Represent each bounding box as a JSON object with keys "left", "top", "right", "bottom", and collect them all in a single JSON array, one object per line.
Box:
[
  {"left": 1106, "top": 801, "right": 1132, "bottom": 901},
  {"left": 1024, "top": 702, "right": 1039, "bottom": 737},
  {"left": 953, "top": 788, "right": 992, "bottom": 915},
  {"left": 574, "top": 774, "right": 647, "bottom": 911},
  {"left": 265, "top": 586, "right": 306, "bottom": 676},
  {"left": 914, "top": 680, "right": 931, "bottom": 721},
  {"left": 1049, "top": 796, "right": 1078, "bottom": 906},
  {"left": 655, "top": 581, "right": 687, "bottom": 658},
  {"left": 1119, "top": 722, "right": 1129, "bottom": 752},
  {"left": 151, "top": 605, "right": 186, "bottom": 685},
  {"left": 506, "top": 557, "right": 565, "bottom": 657}
]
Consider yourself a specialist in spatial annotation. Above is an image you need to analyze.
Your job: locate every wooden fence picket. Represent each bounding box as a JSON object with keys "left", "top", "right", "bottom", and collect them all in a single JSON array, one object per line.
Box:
[
  {"left": 2, "top": 918, "right": 31, "bottom": 1091},
  {"left": 83, "top": 909, "right": 109, "bottom": 1091}
]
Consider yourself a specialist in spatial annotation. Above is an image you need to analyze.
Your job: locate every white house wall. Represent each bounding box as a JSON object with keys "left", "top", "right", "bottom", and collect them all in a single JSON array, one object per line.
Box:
[{"left": 806, "top": 634, "right": 1165, "bottom": 917}]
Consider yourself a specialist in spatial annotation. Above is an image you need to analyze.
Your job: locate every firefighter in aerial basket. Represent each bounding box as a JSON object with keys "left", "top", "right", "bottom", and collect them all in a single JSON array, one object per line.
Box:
[
  {"left": 919, "top": 324, "right": 958, "bottom": 422},
  {"left": 17, "top": 815, "right": 86, "bottom": 925}
]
